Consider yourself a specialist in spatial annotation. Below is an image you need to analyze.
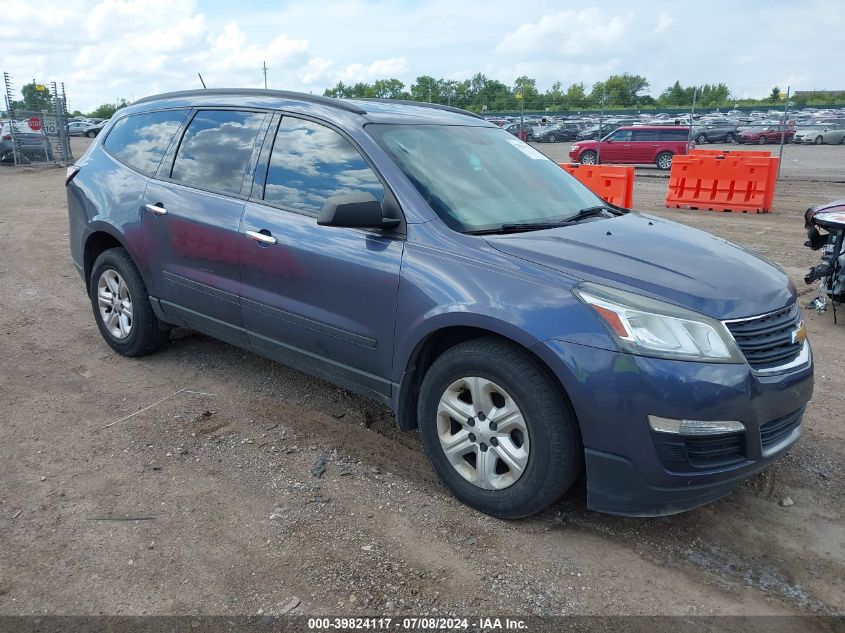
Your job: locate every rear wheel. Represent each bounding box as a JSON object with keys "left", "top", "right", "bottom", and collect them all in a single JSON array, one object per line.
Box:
[
  {"left": 89, "top": 247, "right": 170, "bottom": 357},
  {"left": 418, "top": 338, "right": 581, "bottom": 519},
  {"left": 656, "top": 151, "right": 673, "bottom": 170},
  {"left": 725, "top": 132, "right": 736, "bottom": 143},
  {"left": 548, "top": 134, "right": 557, "bottom": 143},
  {"left": 814, "top": 136, "right": 824, "bottom": 145},
  {"left": 695, "top": 133, "right": 707, "bottom": 144},
  {"left": 579, "top": 150, "right": 597, "bottom": 165},
  {"left": 758, "top": 136, "right": 768, "bottom": 145}
]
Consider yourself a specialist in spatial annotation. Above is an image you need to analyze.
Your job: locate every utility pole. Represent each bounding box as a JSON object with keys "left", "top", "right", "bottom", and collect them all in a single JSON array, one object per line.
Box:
[
  {"left": 687, "top": 86, "right": 698, "bottom": 149},
  {"left": 428, "top": 80, "right": 432, "bottom": 103},
  {"left": 262, "top": 61, "right": 268, "bottom": 90},
  {"left": 597, "top": 88, "right": 606, "bottom": 164},
  {"left": 778, "top": 85, "right": 791, "bottom": 180}
]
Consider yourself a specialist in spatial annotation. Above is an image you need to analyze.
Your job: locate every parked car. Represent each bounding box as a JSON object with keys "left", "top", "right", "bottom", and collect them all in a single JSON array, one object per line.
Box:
[
  {"left": 737, "top": 124, "right": 794, "bottom": 144},
  {"left": 533, "top": 124, "right": 579, "bottom": 143},
  {"left": 67, "top": 89, "right": 813, "bottom": 519},
  {"left": 691, "top": 121, "right": 739, "bottom": 144},
  {"left": 792, "top": 124, "right": 845, "bottom": 145},
  {"left": 0, "top": 121, "right": 53, "bottom": 163},
  {"left": 67, "top": 121, "right": 95, "bottom": 136},
  {"left": 84, "top": 119, "right": 110, "bottom": 138},
  {"left": 569, "top": 126, "right": 691, "bottom": 170},
  {"left": 575, "top": 123, "right": 620, "bottom": 141}
]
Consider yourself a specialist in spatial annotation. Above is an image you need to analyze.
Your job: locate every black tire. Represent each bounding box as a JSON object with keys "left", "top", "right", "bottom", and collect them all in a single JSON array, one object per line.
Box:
[
  {"left": 85, "top": 130, "right": 94, "bottom": 138},
  {"left": 814, "top": 136, "right": 823, "bottom": 145},
  {"left": 579, "top": 150, "right": 598, "bottom": 165},
  {"left": 725, "top": 133, "right": 736, "bottom": 143},
  {"left": 758, "top": 136, "right": 768, "bottom": 145},
  {"left": 418, "top": 337, "right": 582, "bottom": 519},
  {"left": 89, "top": 247, "right": 169, "bottom": 357},
  {"left": 695, "top": 133, "right": 707, "bottom": 144},
  {"left": 656, "top": 151, "right": 673, "bottom": 171},
  {"left": 840, "top": 135, "right": 845, "bottom": 145},
  {"left": 548, "top": 134, "right": 557, "bottom": 143}
]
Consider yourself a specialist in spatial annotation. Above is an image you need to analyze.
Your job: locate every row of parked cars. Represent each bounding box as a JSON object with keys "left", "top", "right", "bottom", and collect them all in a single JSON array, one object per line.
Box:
[
  {"left": 491, "top": 106, "right": 845, "bottom": 146},
  {"left": 0, "top": 116, "right": 110, "bottom": 163}
]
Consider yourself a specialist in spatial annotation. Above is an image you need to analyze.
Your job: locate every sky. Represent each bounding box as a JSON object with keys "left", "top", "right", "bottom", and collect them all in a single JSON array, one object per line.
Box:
[{"left": 1, "top": 0, "right": 843, "bottom": 112}]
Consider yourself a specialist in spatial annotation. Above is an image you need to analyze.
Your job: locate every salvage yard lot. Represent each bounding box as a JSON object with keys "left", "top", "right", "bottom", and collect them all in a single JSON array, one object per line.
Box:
[{"left": 0, "top": 137, "right": 843, "bottom": 618}]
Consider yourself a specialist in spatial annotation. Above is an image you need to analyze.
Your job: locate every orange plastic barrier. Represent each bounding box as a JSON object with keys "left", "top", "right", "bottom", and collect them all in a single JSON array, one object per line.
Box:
[
  {"left": 665, "top": 154, "right": 779, "bottom": 213},
  {"left": 559, "top": 163, "right": 634, "bottom": 209},
  {"left": 690, "top": 149, "right": 771, "bottom": 158}
]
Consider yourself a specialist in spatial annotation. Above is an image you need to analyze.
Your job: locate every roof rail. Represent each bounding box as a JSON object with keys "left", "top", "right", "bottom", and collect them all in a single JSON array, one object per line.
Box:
[
  {"left": 354, "top": 98, "right": 484, "bottom": 120},
  {"left": 131, "top": 88, "right": 367, "bottom": 115}
]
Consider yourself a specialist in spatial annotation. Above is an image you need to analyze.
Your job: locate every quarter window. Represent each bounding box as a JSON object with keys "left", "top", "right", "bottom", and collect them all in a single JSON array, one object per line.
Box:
[
  {"left": 264, "top": 117, "right": 384, "bottom": 214},
  {"left": 103, "top": 110, "right": 189, "bottom": 176},
  {"left": 171, "top": 110, "right": 267, "bottom": 196}
]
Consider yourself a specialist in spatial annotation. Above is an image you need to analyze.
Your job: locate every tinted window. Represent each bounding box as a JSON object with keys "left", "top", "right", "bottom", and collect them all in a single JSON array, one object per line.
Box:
[
  {"left": 264, "top": 117, "right": 384, "bottom": 214},
  {"left": 171, "top": 110, "right": 266, "bottom": 195},
  {"left": 608, "top": 130, "right": 632, "bottom": 141},
  {"left": 658, "top": 129, "right": 689, "bottom": 141},
  {"left": 104, "top": 110, "right": 189, "bottom": 176},
  {"left": 632, "top": 130, "right": 660, "bottom": 141}
]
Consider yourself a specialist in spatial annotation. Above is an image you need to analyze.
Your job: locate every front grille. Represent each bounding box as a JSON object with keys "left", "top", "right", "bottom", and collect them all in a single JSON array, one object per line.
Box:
[
  {"left": 760, "top": 409, "right": 803, "bottom": 452},
  {"left": 654, "top": 432, "right": 745, "bottom": 471},
  {"left": 725, "top": 303, "right": 803, "bottom": 369}
]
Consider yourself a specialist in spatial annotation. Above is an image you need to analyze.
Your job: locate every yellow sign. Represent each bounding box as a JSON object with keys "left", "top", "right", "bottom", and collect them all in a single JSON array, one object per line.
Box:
[
  {"left": 515, "top": 92, "right": 523, "bottom": 101},
  {"left": 35, "top": 84, "right": 46, "bottom": 91}
]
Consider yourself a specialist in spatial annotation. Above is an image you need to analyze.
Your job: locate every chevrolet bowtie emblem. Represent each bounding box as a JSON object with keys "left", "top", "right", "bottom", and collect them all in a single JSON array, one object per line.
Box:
[{"left": 791, "top": 321, "right": 807, "bottom": 345}]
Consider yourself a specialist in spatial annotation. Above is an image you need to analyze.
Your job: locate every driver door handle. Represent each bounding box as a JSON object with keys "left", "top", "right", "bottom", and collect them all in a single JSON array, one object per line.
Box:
[
  {"left": 144, "top": 203, "right": 167, "bottom": 216},
  {"left": 245, "top": 230, "right": 277, "bottom": 246}
]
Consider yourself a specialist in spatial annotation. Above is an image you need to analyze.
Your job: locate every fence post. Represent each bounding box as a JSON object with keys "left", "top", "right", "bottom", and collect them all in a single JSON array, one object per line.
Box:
[{"left": 777, "top": 85, "right": 791, "bottom": 180}]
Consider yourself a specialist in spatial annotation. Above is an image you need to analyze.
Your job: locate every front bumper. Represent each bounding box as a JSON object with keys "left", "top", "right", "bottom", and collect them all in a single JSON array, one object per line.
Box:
[{"left": 534, "top": 339, "right": 814, "bottom": 516}]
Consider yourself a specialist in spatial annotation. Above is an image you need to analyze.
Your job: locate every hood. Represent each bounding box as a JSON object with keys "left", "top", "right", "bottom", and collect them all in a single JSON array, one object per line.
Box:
[
  {"left": 485, "top": 213, "right": 794, "bottom": 320},
  {"left": 572, "top": 139, "right": 598, "bottom": 147}
]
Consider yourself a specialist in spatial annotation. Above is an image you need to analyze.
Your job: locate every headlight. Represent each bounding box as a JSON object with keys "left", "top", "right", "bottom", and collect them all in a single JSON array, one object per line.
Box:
[
  {"left": 571, "top": 144, "right": 580, "bottom": 151},
  {"left": 572, "top": 282, "right": 744, "bottom": 363}
]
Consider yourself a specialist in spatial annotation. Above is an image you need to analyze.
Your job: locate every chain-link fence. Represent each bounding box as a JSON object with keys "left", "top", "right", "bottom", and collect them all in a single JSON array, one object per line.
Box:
[{"left": 2, "top": 73, "right": 73, "bottom": 166}]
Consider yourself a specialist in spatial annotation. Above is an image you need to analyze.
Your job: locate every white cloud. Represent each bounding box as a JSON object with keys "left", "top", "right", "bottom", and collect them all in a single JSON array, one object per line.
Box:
[{"left": 0, "top": 0, "right": 843, "bottom": 111}]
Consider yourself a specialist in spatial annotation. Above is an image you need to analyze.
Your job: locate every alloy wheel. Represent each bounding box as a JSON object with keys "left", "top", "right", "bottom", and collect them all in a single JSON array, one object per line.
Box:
[
  {"left": 436, "top": 376, "right": 530, "bottom": 490},
  {"left": 97, "top": 269, "right": 133, "bottom": 339}
]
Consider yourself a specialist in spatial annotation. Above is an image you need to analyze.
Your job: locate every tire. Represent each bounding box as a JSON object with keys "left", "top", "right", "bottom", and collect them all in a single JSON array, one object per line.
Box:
[
  {"left": 695, "top": 133, "right": 707, "bottom": 144},
  {"left": 89, "top": 247, "right": 169, "bottom": 357},
  {"left": 725, "top": 133, "right": 736, "bottom": 143},
  {"left": 417, "top": 338, "right": 582, "bottom": 519},
  {"left": 840, "top": 135, "right": 845, "bottom": 145},
  {"left": 548, "top": 134, "right": 557, "bottom": 143},
  {"left": 814, "top": 136, "right": 823, "bottom": 145},
  {"left": 656, "top": 151, "right": 673, "bottom": 170},
  {"left": 579, "top": 150, "right": 597, "bottom": 165},
  {"left": 757, "top": 136, "right": 768, "bottom": 145},
  {"left": 85, "top": 130, "right": 94, "bottom": 138}
]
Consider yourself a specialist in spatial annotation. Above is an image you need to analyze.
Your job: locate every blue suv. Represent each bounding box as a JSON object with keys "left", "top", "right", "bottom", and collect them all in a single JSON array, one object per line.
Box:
[{"left": 67, "top": 89, "right": 813, "bottom": 518}]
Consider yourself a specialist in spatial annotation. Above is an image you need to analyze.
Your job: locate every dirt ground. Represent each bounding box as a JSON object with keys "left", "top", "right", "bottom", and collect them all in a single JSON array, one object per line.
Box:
[{"left": 0, "top": 137, "right": 843, "bottom": 618}]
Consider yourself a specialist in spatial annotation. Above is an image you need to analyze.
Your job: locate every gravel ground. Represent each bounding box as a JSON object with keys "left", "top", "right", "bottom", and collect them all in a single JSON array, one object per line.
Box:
[{"left": 0, "top": 137, "right": 842, "bottom": 618}]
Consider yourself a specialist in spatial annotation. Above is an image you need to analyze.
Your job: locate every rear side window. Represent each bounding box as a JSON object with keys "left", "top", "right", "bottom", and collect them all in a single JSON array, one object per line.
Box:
[
  {"left": 103, "top": 110, "right": 189, "bottom": 176},
  {"left": 170, "top": 110, "right": 267, "bottom": 196},
  {"left": 263, "top": 117, "right": 384, "bottom": 214},
  {"left": 659, "top": 129, "right": 689, "bottom": 141},
  {"left": 632, "top": 130, "right": 660, "bottom": 141}
]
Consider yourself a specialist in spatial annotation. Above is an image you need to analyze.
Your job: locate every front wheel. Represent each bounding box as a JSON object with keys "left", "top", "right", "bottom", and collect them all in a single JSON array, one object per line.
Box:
[
  {"left": 695, "top": 133, "right": 707, "bottom": 144},
  {"left": 418, "top": 338, "right": 582, "bottom": 519},
  {"left": 814, "top": 136, "right": 824, "bottom": 145},
  {"left": 725, "top": 133, "right": 736, "bottom": 143},
  {"left": 656, "top": 151, "right": 673, "bottom": 170},
  {"left": 579, "top": 150, "right": 597, "bottom": 165},
  {"left": 90, "top": 247, "right": 170, "bottom": 357},
  {"left": 758, "top": 136, "right": 768, "bottom": 145},
  {"left": 548, "top": 134, "right": 557, "bottom": 143}
]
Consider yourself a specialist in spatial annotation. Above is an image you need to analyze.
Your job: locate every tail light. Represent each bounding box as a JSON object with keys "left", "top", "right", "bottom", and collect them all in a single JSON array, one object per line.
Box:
[
  {"left": 2, "top": 135, "right": 11, "bottom": 141},
  {"left": 66, "top": 165, "right": 80, "bottom": 186}
]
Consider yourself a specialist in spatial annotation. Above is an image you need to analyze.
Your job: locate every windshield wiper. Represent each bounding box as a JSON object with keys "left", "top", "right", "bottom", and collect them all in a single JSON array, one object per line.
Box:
[
  {"left": 467, "top": 222, "right": 571, "bottom": 235},
  {"left": 561, "top": 204, "right": 623, "bottom": 223}
]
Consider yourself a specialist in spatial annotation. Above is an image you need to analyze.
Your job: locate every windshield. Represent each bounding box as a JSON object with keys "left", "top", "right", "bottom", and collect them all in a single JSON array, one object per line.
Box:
[{"left": 367, "top": 124, "right": 602, "bottom": 233}]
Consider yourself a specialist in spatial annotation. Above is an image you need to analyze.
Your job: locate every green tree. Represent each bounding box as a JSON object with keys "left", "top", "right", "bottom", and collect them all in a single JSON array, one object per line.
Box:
[
  {"left": 769, "top": 86, "right": 782, "bottom": 101},
  {"left": 14, "top": 82, "right": 53, "bottom": 112},
  {"left": 410, "top": 75, "right": 440, "bottom": 102},
  {"left": 591, "top": 74, "right": 650, "bottom": 107},
  {"left": 89, "top": 99, "right": 128, "bottom": 119},
  {"left": 371, "top": 78, "right": 407, "bottom": 99},
  {"left": 564, "top": 82, "right": 588, "bottom": 109}
]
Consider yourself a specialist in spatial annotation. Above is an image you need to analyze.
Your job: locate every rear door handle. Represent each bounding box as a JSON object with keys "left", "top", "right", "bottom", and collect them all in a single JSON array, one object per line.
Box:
[
  {"left": 245, "top": 230, "right": 277, "bottom": 246},
  {"left": 144, "top": 203, "right": 167, "bottom": 216}
]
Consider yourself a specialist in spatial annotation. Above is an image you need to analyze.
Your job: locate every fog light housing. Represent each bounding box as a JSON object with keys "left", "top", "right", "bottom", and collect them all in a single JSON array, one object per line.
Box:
[{"left": 648, "top": 415, "right": 746, "bottom": 436}]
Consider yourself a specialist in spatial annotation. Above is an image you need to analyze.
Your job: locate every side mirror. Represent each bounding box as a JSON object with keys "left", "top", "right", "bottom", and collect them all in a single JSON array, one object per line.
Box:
[{"left": 317, "top": 192, "right": 400, "bottom": 229}]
